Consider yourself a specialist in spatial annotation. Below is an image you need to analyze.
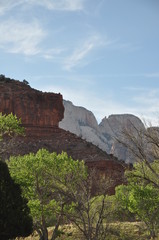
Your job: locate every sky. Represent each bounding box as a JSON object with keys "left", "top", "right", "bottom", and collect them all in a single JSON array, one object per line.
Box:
[{"left": 0, "top": 0, "right": 159, "bottom": 125}]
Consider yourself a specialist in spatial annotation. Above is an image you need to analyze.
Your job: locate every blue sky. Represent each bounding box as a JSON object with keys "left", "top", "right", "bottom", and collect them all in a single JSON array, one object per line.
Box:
[{"left": 1, "top": 0, "right": 159, "bottom": 124}]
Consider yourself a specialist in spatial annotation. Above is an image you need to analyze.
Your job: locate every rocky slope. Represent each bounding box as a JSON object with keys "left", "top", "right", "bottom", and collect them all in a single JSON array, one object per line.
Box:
[
  {"left": 0, "top": 77, "right": 126, "bottom": 192},
  {"left": 60, "top": 101, "right": 145, "bottom": 163}
]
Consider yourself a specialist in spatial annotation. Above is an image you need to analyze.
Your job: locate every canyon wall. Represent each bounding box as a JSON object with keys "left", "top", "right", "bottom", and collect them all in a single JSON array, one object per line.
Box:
[
  {"left": 0, "top": 78, "right": 64, "bottom": 135},
  {"left": 0, "top": 77, "right": 126, "bottom": 192}
]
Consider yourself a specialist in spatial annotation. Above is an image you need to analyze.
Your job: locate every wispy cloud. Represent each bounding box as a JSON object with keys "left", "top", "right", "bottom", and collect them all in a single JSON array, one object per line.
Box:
[
  {"left": 0, "top": 19, "right": 46, "bottom": 55},
  {"left": 133, "top": 89, "right": 159, "bottom": 108},
  {"left": 144, "top": 72, "right": 159, "bottom": 78},
  {"left": 0, "top": 0, "right": 84, "bottom": 14},
  {"left": 42, "top": 48, "right": 66, "bottom": 59},
  {"left": 110, "top": 42, "right": 141, "bottom": 52},
  {"left": 0, "top": 0, "right": 23, "bottom": 15},
  {"left": 28, "top": 0, "right": 84, "bottom": 11},
  {"left": 123, "top": 88, "right": 159, "bottom": 125},
  {"left": 64, "top": 35, "right": 112, "bottom": 71}
]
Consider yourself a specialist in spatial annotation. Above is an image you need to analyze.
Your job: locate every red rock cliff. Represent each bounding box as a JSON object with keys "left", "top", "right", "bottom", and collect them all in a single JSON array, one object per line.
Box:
[
  {"left": 0, "top": 77, "right": 126, "bottom": 193},
  {"left": 0, "top": 78, "right": 64, "bottom": 133}
]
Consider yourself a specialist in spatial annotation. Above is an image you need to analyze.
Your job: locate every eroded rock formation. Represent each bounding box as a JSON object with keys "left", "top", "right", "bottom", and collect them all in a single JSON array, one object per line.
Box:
[
  {"left": 0, "top": 77, "right": 126, "bottom": 191},
  {"left": 60, "top": 100, "right": 145, "bottom": 163},
  {"left": 0, "top": 77, "right": 64, "bottom": 136}
]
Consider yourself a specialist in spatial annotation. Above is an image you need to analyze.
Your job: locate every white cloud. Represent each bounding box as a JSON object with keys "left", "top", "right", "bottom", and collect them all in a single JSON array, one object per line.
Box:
[
  {"left": 0, "top": 0, "right": 23, "bottom": 15},
  {"left": 42, "top": 48, "right": 66, "bottom": 59},
  {"left": 0, "top": 19, "right": 46, "bottom": 55},
  {"left": 64, "top": 41, "right": 94, "bottom": 70},
  {"left": 27, "top": 0, "right": 84, "bottom": 11},
  {"left": 0, "top": 0, "right": 84, "bottom": 14},
  {"left": 64, "top": 35, "right": 112, "bottom": 71},
  {"left": 0, "top": 0, "right": 85, "bottom": 15}
]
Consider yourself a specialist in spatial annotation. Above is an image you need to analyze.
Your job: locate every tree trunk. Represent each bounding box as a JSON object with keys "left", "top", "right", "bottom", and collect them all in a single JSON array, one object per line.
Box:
[
  {"left": 51, "top": 215, "right": 61, "bottom": 240},
  {"left": 42, "top": 227, "right": 48, "bottom": 240},
  {"left": 150, "top": 229, "right": 156, "bottom": 239}
]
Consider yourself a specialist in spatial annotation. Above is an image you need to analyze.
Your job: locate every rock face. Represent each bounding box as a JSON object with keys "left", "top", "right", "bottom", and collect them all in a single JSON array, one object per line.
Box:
[
  {"left": 99, "top": 114, "right": 145, "bottom": 163},
  {"left": 0, "top": 77, "right": 64, "bottom": 136},
  {"left": 60, "top": 101, "right": 145, "bottom": 163},
  {"left": 59, "top": 100, "right": 110, "bottom": 153},
  {"left": 0, "top": 77, "right": 126, "bottom": 192},
  {"left": 59, "top": 100, "right": 99, "bottom": 135}
]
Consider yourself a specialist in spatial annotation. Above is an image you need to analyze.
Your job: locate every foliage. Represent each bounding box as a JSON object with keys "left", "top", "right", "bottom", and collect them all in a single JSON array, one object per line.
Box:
[
  {"left": 0, "top": 113, "right": 32, "bottom": 239},
  {"left": 62, "top": 170, "right": 117, "bottom": 240},
  {"left": 0, "top": 112, "right": 24, "bottom": 140},
  {"left": 115, "top": 120, "right": 159, "bottom": 238},
  {"left": 0, "top": 161, "right": 33, "bottom": 240},
  {"left": 8, "top": 149, "right": 87, "bottom": 240},
  {"left": 126, "top": 160, "right": 159, "bottom": 189},
  {"left": 115, "top": 163, "right": 159, "bottom": 239}
]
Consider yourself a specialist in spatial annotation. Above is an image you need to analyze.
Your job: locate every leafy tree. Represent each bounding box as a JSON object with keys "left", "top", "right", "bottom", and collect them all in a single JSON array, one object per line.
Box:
[
  {"left": 126, "top": 160, "right": 159, "bottom": 189},
  {"left": 0, "top": 159, "right": 33, "bottom": 240},
  {"left": 115, "top": 164, "right": 159, "bottom": 239},
  {"left": 0, "top": 112, "right": 24, "bottom": 141},
  {"left": 61, "top": 170, "right": 116, "bottom": 240},
  {"left": 8, "top": 149, "right": 87, "bottom": 240},
  {"left": 109, "top": 187, "right": 135, "bottom": 222},
  {"left": 0, "top": 113, "right": 32, "bottom": 239},
  {"left": 115, "top": 120, "right": 159, "bottom": 239},
  {"left": 0, "top": 113, "right": 24, "bottom": 158}
]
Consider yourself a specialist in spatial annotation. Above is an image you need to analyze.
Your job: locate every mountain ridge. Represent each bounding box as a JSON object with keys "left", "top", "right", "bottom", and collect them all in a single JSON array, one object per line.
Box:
[{"left": 60, "top": 100, "right": 145, "bottom": 163}]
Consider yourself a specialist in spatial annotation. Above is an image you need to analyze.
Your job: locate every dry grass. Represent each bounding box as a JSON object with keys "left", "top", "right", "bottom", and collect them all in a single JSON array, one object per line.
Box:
[{"left": 21, "top": 221, "right": 159, "bottom": 240}]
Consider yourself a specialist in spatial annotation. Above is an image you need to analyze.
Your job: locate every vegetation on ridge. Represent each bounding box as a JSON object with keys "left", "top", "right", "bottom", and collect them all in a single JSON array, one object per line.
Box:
[{"left": 1, "top": 113, "right": 159, "bottom": 239}]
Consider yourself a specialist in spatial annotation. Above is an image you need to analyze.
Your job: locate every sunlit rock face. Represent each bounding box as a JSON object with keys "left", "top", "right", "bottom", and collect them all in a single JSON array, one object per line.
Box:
[
  {"left": 60, "top": 101, "right": 145, "bottom": 163},
  {"left": 0, "top": 78, "right": 64, "bottom": 136},
  {"left": 0, "top": 78, "right": 126, "bottom": 194},
  {"left": 59, "top": 100, "right": 99, "bottom": 134},
  {"left": 99, "top": 114, "right": 145, "bottom": 163},
  {"left": 59, "top": 100, "right": 110, "bottom": 152}
]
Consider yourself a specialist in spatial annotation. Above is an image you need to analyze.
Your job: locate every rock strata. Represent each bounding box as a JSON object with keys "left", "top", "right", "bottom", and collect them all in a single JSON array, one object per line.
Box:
[
  {"left": 0, "top": 77, "right": 126, "bottom": 192},
  {"left": 0, "top": 78, "right": 64, "bottom": 134}
]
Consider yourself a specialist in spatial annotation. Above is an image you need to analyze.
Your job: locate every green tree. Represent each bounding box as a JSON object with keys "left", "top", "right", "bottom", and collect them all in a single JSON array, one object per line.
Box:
[
  {"left": 0, "top": 112, "right": 24, "bottom": 140},
  {"left": 0, "top": 113, "right": 32, "bottom": 239},
  {"left": 62, "top": 170, "right": 116, "bottom": 240},
  {"left": 0, "top": 113, "right": 24, "bottom": 158},
  {"left": 115, "top": 164, "right": 159, "bottom": 239},
  {"left": 126, "top": 160, "right": 159, "bottom": 189},
  {"left": 8, "top": 149, "right": 87, "bottom": 240}
]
